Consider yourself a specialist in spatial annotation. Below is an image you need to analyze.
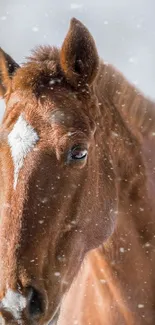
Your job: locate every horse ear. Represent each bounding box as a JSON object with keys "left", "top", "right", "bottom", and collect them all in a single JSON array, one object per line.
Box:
[
  {"left": 0, "top": 48, "right": 19, "bottom": 98},
  {"left": 60, "top": 18, "right": 99, "bottom": 87}
]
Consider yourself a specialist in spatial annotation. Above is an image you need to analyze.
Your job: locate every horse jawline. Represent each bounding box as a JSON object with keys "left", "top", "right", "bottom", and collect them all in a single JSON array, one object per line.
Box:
[{"left": 48, "top": 303, "right": 61, "bottom": 325}]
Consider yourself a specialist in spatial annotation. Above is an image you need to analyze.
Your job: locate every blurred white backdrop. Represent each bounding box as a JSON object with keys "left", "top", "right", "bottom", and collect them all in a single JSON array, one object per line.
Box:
[{"left": 0, "top": 0, "right": 155, "bottom": 120}]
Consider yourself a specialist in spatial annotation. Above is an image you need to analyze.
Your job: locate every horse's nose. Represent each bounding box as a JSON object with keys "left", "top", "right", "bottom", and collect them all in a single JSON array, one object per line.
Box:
[
  {"left": 0, "top": 286, "right": 46, "bottom": 323},
  {"left": 27, "top": 286, "right": 45, "bottom": 318}
]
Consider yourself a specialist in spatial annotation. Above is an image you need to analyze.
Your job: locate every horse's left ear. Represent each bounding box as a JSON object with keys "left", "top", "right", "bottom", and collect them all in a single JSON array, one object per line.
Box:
[
  {"left": 60, "top": 18, "right": 99, "bottom": 87},
  {"left": 0, "top": 48, "right": 19, "bottom": 98}
]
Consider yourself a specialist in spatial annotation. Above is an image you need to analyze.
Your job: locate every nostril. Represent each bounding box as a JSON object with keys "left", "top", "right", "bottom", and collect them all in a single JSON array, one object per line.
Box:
[{"left": 27, "top": 287, "right": 45, "bottom": 318}]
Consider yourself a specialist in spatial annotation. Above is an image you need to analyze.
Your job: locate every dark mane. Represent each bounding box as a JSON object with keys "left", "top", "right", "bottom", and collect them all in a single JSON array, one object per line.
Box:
[{"left": 13, "top": 46, "right": 65, "bottom": 93}]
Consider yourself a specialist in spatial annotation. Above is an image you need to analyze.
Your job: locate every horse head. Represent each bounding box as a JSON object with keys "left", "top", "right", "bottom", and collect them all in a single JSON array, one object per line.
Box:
[{"left": 0, "top": 19, "right": 117, "bottom": 324}]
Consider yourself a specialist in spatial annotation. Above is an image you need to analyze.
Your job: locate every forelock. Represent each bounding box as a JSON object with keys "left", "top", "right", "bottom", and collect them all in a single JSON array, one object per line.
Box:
[{"left": 12, "top": 46, "right": 65, "bottom": 94}]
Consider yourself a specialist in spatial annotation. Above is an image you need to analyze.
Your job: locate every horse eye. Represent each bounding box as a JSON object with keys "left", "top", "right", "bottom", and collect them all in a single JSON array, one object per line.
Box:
[{"left": 70, "top": 146, "right": 88, "bottom": 161}]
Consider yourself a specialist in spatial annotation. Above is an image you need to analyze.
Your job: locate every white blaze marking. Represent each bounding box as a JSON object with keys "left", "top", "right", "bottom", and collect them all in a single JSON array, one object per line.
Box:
[
  {"left": 2, "top": 289, "right": 27, "bottom": 319},
  {"left": 8, "top": 114, "right": 39, "bottom": 189}
]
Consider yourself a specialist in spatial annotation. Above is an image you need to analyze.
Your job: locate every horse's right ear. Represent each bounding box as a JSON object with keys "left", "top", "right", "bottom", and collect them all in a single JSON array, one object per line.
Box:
[
  {"left": 0, "top": 48, "right": 19, "bottom": 98},
  {"left": 60, "top": 18, "right": 99, "bottom": 87}
]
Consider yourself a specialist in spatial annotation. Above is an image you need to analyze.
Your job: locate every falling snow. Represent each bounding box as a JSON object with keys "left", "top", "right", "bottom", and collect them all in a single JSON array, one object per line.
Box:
[
  {"left": 32, "top": 26, "right": 39, "bottom": 32},
  {"left": 0, "top": 2, "right": 155, "bottom": 325},
  {"left": 1, "top": 16, "right": 7, "bottom": 20},
  {"left": 70, "top": 3, "right": 83, "bottom": 9}
]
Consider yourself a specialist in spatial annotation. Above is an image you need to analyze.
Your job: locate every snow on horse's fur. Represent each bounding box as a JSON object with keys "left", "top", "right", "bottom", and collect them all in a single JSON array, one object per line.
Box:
[{"left": 0, "top": 18, "right": 155, "bottom": 325}]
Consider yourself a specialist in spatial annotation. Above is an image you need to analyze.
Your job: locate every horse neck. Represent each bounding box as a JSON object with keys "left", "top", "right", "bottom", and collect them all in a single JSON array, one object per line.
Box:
[
  {"left": 94, "top": 62, "right": 155, "bottom": 243},
  {"left": 94, "top": 61, "right": 155, "bottom": 137},
  {"left": 91, "top": 64, "right": 155, "bottom": 319}
]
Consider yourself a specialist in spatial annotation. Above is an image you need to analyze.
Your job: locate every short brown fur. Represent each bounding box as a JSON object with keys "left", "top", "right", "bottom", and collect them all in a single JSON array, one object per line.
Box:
[{"left": 0, "top": 18, "right": 155, "bottom": 325}]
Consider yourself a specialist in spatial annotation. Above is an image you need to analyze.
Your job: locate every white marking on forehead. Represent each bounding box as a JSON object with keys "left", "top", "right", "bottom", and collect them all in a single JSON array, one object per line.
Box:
[
  {"left": 8, "top": 114, "right": 39, "bottom": 189},
  {"left": 2, "top": 289, "right": 27, "bottom": 320}
]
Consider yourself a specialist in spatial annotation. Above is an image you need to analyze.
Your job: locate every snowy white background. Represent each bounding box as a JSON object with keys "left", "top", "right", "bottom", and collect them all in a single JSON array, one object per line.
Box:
[{"left": 0, "top": 0, "right": 155, "bottom": 119}]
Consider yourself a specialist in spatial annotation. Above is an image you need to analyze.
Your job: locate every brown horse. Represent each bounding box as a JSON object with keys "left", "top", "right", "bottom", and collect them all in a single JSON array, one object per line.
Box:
[{"left": 0, "top": 17, "right": 155, "bottom": 325}]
